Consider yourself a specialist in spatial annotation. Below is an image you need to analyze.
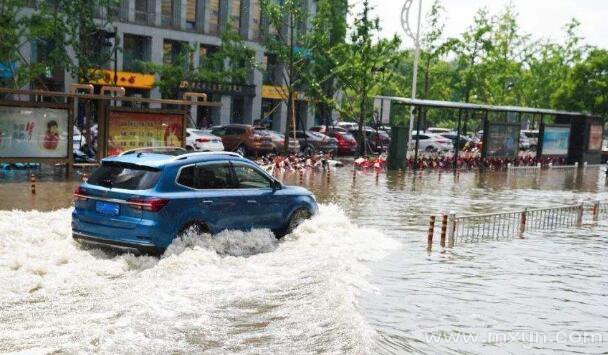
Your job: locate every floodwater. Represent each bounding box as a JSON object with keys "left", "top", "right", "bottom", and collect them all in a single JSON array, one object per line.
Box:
[{"left": 1, "top": 165, "right": 608, "bottom": 353}]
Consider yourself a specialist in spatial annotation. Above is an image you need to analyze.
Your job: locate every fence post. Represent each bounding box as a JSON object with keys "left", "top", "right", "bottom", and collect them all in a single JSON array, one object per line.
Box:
[
  {"left": 440, "top": 214, "right": 448, "bottom": 247},
  {"left": 427, "top": 216, "right": 436, "bottom": 250},
  {"left": 576, "top": 203, "right": 584, "bottom": 227},
  {"left": 519, "top": 208, "right": 527, "bottom": 238},
  {"left": 593, "top": 201, "right": 600, "bottom": 223},
  {"left": 447, "top": 211, "right": 456, "bottom": 247}
]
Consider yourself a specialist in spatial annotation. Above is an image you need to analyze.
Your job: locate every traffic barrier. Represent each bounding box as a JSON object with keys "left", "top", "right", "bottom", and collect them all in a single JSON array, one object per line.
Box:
[
  {"left": 30, "top": 174, "right": 36, "bottom": 194},
  {"left": 427, "top": 216, "right": 435, "bottom": 250},
  {"left": 429, "top": 201, "right": 606, "bottom": 247}
]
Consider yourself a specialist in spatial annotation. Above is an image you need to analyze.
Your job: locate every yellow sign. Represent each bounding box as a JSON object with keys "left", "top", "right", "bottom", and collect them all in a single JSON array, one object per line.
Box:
[
  {"left": 261, "top": 85, "right": 308, "bottom": 101},
  {"left": 88, "top": 69, "right": 155, "bottom": 89}
]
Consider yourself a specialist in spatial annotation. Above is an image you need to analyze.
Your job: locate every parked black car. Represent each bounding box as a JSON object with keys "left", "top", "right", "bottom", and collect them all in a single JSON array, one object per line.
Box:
[
  {"left": 349, "top": 128, "right": 391, "bottom": 153},
  {"left": 294, "top": 130, "right": 339, "bottom": 155}
]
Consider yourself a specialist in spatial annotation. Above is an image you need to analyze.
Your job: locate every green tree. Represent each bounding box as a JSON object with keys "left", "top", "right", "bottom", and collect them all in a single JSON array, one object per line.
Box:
[
  {"left": 300, "top": 0, "right": 348, "bottom": 126},
  {"left": 260, "top": 0, "right": 309, "bottom": 152},
  {"left": 332, "top": 0, "right": 401, "bottom": 155},
  {"left": 553, "top": 49, "right": 608, "bottom": 116}
]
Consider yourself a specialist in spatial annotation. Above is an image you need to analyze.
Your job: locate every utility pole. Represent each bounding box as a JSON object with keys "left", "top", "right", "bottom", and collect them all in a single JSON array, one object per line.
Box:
[{"left": 401, "top": 0, "right": 423, "bottom": 153}]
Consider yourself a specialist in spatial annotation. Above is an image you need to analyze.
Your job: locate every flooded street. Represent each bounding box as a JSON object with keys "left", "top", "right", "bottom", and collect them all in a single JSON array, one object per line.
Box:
[{"left": 1, "top": 165, "right": 608, "bottom": 353}]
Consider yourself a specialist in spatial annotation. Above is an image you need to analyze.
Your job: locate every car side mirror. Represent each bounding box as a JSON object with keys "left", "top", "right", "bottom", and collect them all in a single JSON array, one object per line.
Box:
[{"left": 272, "top": 179, "right": 282, "bottom": 191}]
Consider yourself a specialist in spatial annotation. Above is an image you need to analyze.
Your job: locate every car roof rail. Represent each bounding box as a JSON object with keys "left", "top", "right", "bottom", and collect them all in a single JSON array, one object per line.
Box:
[
  {"left": 119, "top": 146, "right": 188, "bottom": 156},
  {"left": 172, "top": 151, "right": 243, "bottom": 161}
]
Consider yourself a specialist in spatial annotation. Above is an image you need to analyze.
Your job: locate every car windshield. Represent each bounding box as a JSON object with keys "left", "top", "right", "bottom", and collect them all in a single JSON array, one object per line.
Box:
[
  {"left": 87, "top": 162, "right": 161, "bottom": 190},
  {"left": 190, "top": 130, "right": 210, "bottom": 135}
]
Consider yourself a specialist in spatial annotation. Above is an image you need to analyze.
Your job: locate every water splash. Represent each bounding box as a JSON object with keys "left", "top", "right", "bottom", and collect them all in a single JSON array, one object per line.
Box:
[{"left": 0, "top": 205, "right": 398, "bottom": 353}]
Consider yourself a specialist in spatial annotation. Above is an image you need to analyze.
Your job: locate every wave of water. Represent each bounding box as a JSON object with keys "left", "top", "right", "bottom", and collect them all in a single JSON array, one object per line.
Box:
[{"left": 0, "top": 205, "right": 398, "bottom": 353}]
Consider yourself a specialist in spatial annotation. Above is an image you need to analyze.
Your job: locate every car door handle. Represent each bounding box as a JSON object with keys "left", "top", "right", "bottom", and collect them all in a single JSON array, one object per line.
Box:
[
  {"left": 247, "top": 200, "right": 258, "bottom": 204},
  {"left": 202, "top": 200, "right": 213, "bottom": 205}
]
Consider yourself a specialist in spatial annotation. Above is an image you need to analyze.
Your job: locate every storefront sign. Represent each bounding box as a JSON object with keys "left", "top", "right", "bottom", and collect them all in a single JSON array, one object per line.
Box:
[
  {"left": 0, "top": 106, "right": 69, "bottom": 158},
  {"left": 107, "top": 110, "right": 184, "bottom": 156},
  {"left": 179, "top": 81, "right": 256, "bottom": 97},
  {"left": 588, "top": 124, "right": 603, "bottom": 151},
  {"left": 486, "top": 123, "right": 520, "bottom": 158},
  {"left": 89, "top": 69, "right": 155, "bottom": 89},
  {"left": 542, "top": 125, "right": 570, "bottom": 156},
  {"left": 261, "top": 85, "right": 307, "bottom": 101}
]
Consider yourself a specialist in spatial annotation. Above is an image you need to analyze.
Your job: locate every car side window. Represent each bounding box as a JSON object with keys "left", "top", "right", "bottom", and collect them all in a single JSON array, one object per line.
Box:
[
  {"left": 177, "top": 164, "right": 234, "bottom": 189},
  {"left": 195, "top": 164, "right": 233, "bottom": 189},
  {"left": 177, "top": 166, "right": 196, "bottom": 188},
  {"left": 211, "top": 128, "right": 225, "bottom": 136},
  {"left": 233, "top": 164, "right": 272, "bottom": 189}
]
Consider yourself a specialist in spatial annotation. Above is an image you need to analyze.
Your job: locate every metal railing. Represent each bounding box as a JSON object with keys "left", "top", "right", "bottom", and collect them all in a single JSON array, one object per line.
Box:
[{"left": 427, "top": 200, "right": 605, "bottom": 249}]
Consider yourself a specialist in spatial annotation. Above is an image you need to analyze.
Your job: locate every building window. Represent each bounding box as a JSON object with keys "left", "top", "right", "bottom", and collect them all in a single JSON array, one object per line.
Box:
[
  {"left": 186, "top": 0, "right": 197, "bottom": 30},
  {"left": 123, "top": 34, "right": 150, "bottom": 71},
  {"left": 230, "top": 0, "right": 241, "bottom": 33},
  {"left": 262, "top": 53, "right": 277, "bottom": 85},
  {"left": 134, "top": 0, "right": 153, "bottom": 24},
  {"left": 161, "top": 0, "right": 173, "bottom": 27},
  {"left": 163, "top": 39, "right": 189, "bottom": 67},
  {"left": 208, "top": 0, "right": 220, "bottom": 35}
]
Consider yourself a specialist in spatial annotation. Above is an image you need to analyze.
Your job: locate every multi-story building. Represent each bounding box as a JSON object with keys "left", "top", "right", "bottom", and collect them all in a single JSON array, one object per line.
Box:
[{"left": 21, "top": 0, "right": 317, "bottom": 132}]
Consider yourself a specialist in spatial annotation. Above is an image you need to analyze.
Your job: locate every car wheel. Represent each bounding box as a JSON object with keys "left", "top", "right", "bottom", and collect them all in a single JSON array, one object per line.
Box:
[
  {"left": 177, "top": 221, "right": 208, "bottom": 238},
  {"left": 285, "top": 208, "right": 311, "bottom": 235},
  {"left": 235, "top": 145, "right": 247, "bottom": 156}
]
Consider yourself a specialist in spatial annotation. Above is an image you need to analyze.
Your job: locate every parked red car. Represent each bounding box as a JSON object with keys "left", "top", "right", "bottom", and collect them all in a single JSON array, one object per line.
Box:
[{"left": 310, "top": 126, "right": 358, "bottom": 155}]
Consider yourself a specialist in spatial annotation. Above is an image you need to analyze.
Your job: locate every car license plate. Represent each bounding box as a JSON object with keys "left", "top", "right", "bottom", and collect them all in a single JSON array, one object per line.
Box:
[{"left": 96, "top": 201, "right": 120, "bottom": 216}]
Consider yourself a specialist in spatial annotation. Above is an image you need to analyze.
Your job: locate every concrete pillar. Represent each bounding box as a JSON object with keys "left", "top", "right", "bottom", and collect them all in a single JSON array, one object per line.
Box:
[
  {"left": 149, "top": 35, "right": 164, "bottom": 107},
  {"left": 273, "top": 101, "right": 287, "bottom": 133},
  {"left": 154, "top": 0, "right": 162, "bottom": 26},
  {"left": 203, "top": 0, "right": 211, "bottom": 33},
  {"left": 126, "top": 0, "right": 135, "bottom": 22},
  {"left": 219, "top": 95, "right": 232, "bottom": 125},
  {"left": 249, "top": 48, "right": 264, "bottom": 125},
  {"left": 304, "top": 102, "right": 315, "bottom": 130},
  {"left": 195, "top": 0, "right": 206, "bottom": 32},
  {"left": 178, "top": 0, "right": 186, "bottom": 30},
  {"left": 241, "top": 0, "right": 252, "bottom": 39}
]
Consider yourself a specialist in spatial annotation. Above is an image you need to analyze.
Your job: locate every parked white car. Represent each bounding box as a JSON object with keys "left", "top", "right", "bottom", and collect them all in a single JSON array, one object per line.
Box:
[
  {"left": 409, "top": 131, "right": 453, "bottom": 152},
  {"left": 185, "top": 128, "right": 224, "bottom": 152}
]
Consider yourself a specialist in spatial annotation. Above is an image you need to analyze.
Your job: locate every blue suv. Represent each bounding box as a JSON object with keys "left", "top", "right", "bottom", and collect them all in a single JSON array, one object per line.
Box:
[{"left": 72, "top": 152, "right": 318, "bottom": 254}]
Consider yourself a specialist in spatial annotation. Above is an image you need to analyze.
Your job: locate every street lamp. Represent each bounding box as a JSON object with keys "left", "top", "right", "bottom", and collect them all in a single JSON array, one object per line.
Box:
[{"left": 401, "top": 0, "right": 423, "bottom": 152}]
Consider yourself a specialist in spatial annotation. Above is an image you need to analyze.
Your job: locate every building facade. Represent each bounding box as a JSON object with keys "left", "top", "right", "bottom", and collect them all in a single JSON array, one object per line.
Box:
[{"left": 23, "top": 0, "right": 318, "bottom": 132}]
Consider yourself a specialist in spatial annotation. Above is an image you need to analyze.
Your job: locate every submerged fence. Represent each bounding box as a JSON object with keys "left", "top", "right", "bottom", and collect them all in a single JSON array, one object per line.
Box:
[{"left": 428, "top": 201, "right": 608, "bottom": 249}]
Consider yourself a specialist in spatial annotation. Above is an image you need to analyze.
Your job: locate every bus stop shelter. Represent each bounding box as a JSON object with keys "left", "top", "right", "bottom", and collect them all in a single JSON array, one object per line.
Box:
[{"left": 375, "top": 96, "right": 605, "bottom": 170}]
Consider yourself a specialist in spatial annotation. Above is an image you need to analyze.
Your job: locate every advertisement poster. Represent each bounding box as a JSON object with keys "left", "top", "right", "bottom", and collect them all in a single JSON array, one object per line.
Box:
[
  {"left": 588, "top": 124, "right": 603, "bottom": 151},
  {"left": 0, "top": 106, "right": 69, "bottom": 158},
  {"left": 542, "top": 126, "right": 570, "bottom": 156},
  {"left": 107, "top": 110, "right": 184, "bottom": 156},
  {"left": 486, "top": 124, "right": 520, "bottom": 157}
]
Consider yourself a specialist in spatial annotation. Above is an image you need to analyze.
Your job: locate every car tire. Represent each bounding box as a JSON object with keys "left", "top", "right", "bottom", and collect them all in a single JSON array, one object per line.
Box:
[
  {"left": 235, "top": 145, "right": 247, "bottom": 156},
  {"left": 285, "top": 208, "right": 311, "bottom": 235},
  {"left": 177, "top": 221, "right": 209, "bottom": 238}
]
